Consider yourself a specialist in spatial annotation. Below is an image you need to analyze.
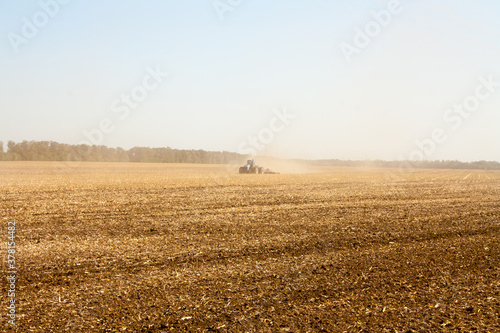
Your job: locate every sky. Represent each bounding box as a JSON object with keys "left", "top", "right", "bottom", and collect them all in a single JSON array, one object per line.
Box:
[{"left": 1, "top": 0, "right": 499, "bottom": 162}]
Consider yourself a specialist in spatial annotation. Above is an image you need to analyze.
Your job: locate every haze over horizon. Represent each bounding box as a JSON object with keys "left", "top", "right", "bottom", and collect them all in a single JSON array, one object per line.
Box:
[{"left": 1, "top": 1, "right": 499, "bottom": 162}]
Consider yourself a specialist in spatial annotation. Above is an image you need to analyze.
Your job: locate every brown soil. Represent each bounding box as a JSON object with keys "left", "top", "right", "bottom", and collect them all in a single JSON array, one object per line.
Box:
[{"left": 1, "top": 162, "right": 499, "bottom": 332}]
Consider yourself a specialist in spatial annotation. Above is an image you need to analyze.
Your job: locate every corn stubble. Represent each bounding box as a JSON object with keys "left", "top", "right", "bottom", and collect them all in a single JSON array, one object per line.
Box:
[{"left": 1, "top": 162, "right": 499, "bottom": 332}]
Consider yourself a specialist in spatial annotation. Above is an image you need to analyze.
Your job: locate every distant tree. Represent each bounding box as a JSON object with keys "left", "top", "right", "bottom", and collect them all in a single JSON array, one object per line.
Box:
[{"left": 6, "top": 141, "right": 20, "bottom": 160}]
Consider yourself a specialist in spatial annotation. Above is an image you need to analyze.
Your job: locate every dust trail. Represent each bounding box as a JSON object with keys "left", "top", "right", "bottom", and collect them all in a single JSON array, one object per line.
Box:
[{"left": 252, "top": 156, "right": 316, "bottom": 174}]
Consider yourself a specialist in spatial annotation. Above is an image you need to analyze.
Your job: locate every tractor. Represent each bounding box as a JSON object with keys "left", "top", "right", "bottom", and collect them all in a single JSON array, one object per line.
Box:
[
  {"left": 239, "top": 159, "right": 263, "bottom": 174},
  {"left": 238, "top": 160, "right": 279, "bottom": 174}
]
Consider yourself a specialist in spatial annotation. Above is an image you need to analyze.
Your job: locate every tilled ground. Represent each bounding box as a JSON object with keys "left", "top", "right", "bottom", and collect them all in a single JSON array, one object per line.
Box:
[{"left": 1, "top": 162, "right": 499, "bottom": 332}]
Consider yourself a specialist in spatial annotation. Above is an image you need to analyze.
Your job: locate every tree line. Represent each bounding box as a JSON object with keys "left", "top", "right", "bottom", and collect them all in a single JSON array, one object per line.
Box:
[
  {"left": 1, "top": 140, "right": 499, "bottom": 170},
  {"left": 0, "top": 141, "right": 245, "bottom": 164}
]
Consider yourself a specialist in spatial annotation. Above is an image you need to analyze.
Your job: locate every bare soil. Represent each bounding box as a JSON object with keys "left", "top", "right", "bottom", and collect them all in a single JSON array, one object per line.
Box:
[{"left": 1, "top": 162, "right": 499, "bottom": 332}]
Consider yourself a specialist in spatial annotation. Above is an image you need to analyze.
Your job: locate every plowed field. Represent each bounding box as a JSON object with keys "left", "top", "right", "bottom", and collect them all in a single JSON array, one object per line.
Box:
[{"left": 1, "top": 162, "right": 499, "bottom": 332}]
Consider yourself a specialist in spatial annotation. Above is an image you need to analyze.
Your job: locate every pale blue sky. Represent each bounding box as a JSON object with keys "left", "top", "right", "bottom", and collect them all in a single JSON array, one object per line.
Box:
[{"left": 1, "top": 0, "right": 499, "bottom": 161}]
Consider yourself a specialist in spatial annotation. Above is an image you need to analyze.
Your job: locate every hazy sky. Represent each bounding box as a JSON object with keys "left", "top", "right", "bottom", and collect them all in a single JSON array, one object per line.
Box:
[{"left": 1, "top": 0, "right": 499, "bottom": 161}]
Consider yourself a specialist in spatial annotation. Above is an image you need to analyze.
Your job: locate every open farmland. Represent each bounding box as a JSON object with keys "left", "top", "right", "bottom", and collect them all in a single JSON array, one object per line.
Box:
[{"left": 1, "top": 162, "right": 499, "bottom": 332}]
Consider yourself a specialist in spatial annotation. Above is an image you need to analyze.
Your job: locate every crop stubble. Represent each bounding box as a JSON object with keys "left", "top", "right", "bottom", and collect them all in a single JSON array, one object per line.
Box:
[{"left": 1, "top": 162, "right": 499, "bottom": 332}]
